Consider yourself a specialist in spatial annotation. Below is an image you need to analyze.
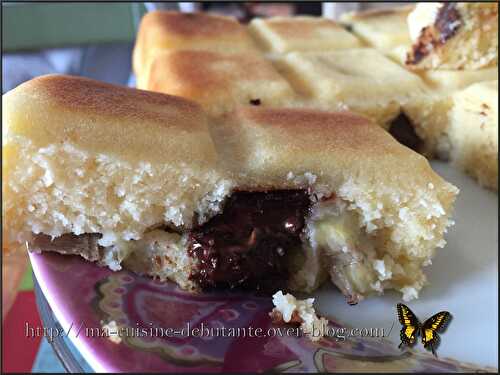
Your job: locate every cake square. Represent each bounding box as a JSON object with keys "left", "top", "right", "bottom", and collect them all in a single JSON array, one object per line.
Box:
[
  {"left": 210, "top": 106, "right": 458, "bottom": 301},
  {"left": 133, "top": 11, "right": 259, "bottom": 88},
  {"left": 214, "top": 107, "right": 386, "bottom": 184},
  {"left": 145, "top": 50, "right": 296, "bottom": 116},
  {"left": 248, "top": 16, "right": 362, "bottom": 53},
  {"left": 277, "top": 48, "right": 425, "bottom": 124},
  {"left": 449, "top": 80, "right": 498, "bottom": 190},
  {"left": 401, "top": 68, "right": 497, "bottom": 160},
  {"left": 2, "top": 75, "right": 231, "bottom": 253},
  {"left": 340, "top": 6, "right": 414, "bottom": 51}
]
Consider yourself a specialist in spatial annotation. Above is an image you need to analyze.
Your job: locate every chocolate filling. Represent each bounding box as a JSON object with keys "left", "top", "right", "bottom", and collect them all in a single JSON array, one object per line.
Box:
[
  {"left": 389, "top": 113, "right": 423, "bottom": 152},
  {"left": 435, "top": 3, "right": 461, "bottom": 44},
  {"left": 28, "top": 191, "right": 312, "bottom": 294},
  {"left": 407, "top": 3, "right": 461, "bottom": 65},
  {"left": 187, "top": 190, "right": 311, "bottom": 293}
]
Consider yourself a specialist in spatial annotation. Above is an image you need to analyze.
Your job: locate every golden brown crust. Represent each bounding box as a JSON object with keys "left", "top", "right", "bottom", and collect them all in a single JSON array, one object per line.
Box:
[
  {"left": 222, "top": 107, "right": 403, "bottom": 157},
  {"left": 18, "top": 74, "right": 204, "bottom": 125},
  {"left": 146, "top": 50, "right": 295, "bottom": 115},
  {"left": 237, "top": 106, "right": 372, "bottom": 139},
  {"left": 138, "top": 11, "right": 249, "bottom": 39},
  {"left": 3, "top": 74, "right": 216, "bottom": 166},
  {"left": 212, "top": 106, "right": 449, "bottom": 193},
  {"left": 133, "top": 11, "right": 257, "bottom": 83}
]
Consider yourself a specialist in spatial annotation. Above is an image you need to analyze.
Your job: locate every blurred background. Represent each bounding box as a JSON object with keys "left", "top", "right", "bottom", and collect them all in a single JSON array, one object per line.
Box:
[
  {"left": 2, "top": 2, "right": 407, "bottom": 372},
  {"left": 2, "top": 2, "right": 408, "bottom": 93}
]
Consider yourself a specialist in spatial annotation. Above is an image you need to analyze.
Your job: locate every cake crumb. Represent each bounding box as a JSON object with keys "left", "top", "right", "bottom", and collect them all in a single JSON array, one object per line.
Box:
[
  {"left": 270, "top": 291, "right": 328, "bottom": 341},
  {"left": 102, "top": 320, "right": 122, "bottom": 344}
]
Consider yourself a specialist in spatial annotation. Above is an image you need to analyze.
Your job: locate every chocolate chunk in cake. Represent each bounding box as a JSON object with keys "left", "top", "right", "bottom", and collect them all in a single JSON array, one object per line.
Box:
[
  {"left": 187, "top": 190, "right": 311, "bottom": 292},
  {"left": 389, "top": 113, "right": 424, "bottom": 152}
]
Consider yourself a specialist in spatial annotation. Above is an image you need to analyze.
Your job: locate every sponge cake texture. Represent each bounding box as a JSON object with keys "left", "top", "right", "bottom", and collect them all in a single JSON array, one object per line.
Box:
[{"left": 2, "top": 75, "right": 232, "bottom": 249}]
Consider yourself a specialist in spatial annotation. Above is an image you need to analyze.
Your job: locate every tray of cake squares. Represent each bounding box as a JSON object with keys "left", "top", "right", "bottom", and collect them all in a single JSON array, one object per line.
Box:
[{"left": 3, "top": 2, "right": 498, "bottom": 372}]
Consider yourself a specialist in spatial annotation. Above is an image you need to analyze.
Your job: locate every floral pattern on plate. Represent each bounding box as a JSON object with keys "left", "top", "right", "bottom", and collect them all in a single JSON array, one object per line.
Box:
[{"left": 30, "top": 252, "right": 494, "bottom": 372}]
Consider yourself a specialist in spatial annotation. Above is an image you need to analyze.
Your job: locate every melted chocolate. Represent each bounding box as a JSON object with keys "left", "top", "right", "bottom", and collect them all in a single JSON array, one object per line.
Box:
[
  {"left": 187, "top": 190, "right": 311, "bottom": 292},
  {"left": 435, "top": 3, "right": 461, "bottom": 44},
  {"left": 389, "top": 113, "right": 423, "bottom": 152},
  {"left": 407, "top": 3, "right": 461, "bottom": 65}
]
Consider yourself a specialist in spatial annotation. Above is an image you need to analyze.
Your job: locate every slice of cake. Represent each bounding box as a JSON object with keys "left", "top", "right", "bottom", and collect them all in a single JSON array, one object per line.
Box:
[
  {"left": 2, "top": 75, "right": 233, "bottom": 290},
  {"left": 3, "top": 75, "right": 458, "bottom": 303},
  {"left": 211, "top": 106, "right": 458, "bottom": 302},
  {"left": 449, "top": 80, "right": 498, "bottom": 190}
]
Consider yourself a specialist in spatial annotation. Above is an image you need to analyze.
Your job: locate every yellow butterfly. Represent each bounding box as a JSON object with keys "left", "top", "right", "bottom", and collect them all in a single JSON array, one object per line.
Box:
[{"left": 396, "top": 303, "right": 452, "bottom": 357}]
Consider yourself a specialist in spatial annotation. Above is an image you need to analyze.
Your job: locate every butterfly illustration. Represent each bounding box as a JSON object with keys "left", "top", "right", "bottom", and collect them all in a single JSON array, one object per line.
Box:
[{"left": 396, "top": 303, "right": 452, "bottom": 357}]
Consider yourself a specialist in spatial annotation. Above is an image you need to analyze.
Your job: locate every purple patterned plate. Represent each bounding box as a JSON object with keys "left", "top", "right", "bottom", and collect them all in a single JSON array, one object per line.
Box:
[{"left": 30, "top": 252, "right": 490, "bottom": 372}]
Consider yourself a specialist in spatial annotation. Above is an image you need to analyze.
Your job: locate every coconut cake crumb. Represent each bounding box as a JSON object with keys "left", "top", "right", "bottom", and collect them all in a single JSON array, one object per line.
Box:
[
  {"left": 270, "top": 291, "right": 328, "bottom": 342},
  {"left": 400, "top": 286, "right": 419, "bottom": 302}
]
